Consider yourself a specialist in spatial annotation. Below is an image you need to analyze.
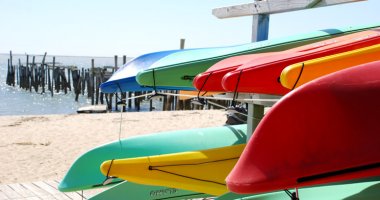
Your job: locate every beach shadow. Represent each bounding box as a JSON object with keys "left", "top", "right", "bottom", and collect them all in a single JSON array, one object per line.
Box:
[
  {"left": 224, "top": 125, "right": 247, "bottom": 145},
  {"left": 343, "top": 183, "right": 380, "bottom": 200}
]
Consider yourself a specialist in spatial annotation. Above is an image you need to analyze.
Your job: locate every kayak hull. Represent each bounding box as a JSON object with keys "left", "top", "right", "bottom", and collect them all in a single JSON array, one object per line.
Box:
[
  {"left": 137, "top": 23, "right": 380, "bottom": 90},
  {"left": 59, "top": 124, "right": 247, "bottom": 192},
  {"left": 100, "top": 144, "right": 245, "bottom": 196},
  {"left": 227, "top": 61, "right": 380, "bottom": 194},
  {"left": 222, "top": 29, "right": 380, "bottom": 95},
  {"left": 281, "top": 43, "right": 380, "bottom": 89}
]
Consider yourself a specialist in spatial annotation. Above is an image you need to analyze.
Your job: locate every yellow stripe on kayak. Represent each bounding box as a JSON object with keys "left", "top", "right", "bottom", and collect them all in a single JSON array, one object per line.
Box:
[
  {"left": 280, "top": 43, "right": 380, "bottom": 89},
  {"left": 100, "top": 144, "right": 245, "bottom": 196}
]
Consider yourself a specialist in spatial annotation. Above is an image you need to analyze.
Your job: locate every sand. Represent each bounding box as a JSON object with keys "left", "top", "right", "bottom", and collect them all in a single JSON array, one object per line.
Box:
[{"left": 0, "top": 110, "right": 227, "bottom": 184}]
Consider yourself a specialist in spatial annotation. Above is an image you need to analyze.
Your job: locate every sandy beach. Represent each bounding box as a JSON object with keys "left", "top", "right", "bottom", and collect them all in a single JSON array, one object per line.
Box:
[{"left": 0, "top": 110, "right": 227, "bottom": 185}]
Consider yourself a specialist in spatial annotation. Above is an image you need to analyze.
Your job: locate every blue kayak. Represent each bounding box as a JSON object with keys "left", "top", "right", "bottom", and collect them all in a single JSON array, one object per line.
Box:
[{"left": 100, "top": 49, "right": 196, "bottom": 93}]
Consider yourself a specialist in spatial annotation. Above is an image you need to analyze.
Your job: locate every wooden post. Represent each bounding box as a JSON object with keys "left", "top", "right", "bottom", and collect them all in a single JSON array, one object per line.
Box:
[
  {"left": 72, "top": 68, "right": 81, "bottom": 102},
  {"left": 48, "top": 58, "right": 54, "bottom": 96},
  {"left": 134, "top": 92, "right": 141, "bottom": 111},
  {"left": 114, "top": 55, "right": 118, "bottom": 111},
  {"left": 86, "top": 69, "right": 91, "bottom": 98},
  {"left": 67, "top": 68, "right": 72, "bottom": 91},
  {"left": 91, "top": 59, "right": 95, "bottom": 105},
  {"left": 9, "top": 51, "right": 15, "bottom": 86},
  {"left": 26, "top": 55, "right": 30, "bottom": 90},
  {"left": 122, "top": 55, "right": 127, "bottom": 112},
  {"left": 81, "top": 68, "right": 85, "bottom": 95},
  {"left": 32, "top": 56, "right": 37, "bottom": 92},
  {"left": 128, "top": 92, "right": 132, "bottom": 109},
  {"left": 149, "top": 98, "right": 153, "bottom": 111},
  {"left": 41, "top": 52, "right": 47, "bottom": 94},
  {"left": 18, "top": 59, "right": 22, "bottom": 88},
  {"left": 100, "top": 68, "right": 105, "bottom": 105},
  {"left": 16, "top": 59, "right": 20, "bottom": 87},
  {"left": 95, "top": 72, "right": 100, "bottom": 105},
  {"left": 6, "top": 59, "right": 10, "bottom": 85}
]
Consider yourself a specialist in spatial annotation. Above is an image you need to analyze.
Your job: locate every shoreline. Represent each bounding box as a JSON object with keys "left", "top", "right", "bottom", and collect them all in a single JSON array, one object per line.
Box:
[{"left": 0, "top": 110, "right": 227, "bottom": 184}]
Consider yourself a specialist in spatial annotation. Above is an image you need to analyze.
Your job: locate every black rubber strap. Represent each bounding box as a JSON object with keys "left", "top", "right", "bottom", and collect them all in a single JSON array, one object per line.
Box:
[
  {"left": 231, "top": 70, "right": 243, "bottom": 107},
  {"left": 291, "top": 63, "right": 305, "bottom": 90},
  {"left": 148, "top": 157, "right": 239, "bottom": 186}
]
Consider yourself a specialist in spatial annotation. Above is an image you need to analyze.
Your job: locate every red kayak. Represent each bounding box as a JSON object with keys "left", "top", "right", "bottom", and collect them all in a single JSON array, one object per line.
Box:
[
  {"left": 222, "top": 29, "right": 380, "bottom": 95},
  {"left": 193, "top": 53, "right": 274, "bottom": 92},
  {"left": 226, "top": 61, "right": 380, "bottom": 194}
]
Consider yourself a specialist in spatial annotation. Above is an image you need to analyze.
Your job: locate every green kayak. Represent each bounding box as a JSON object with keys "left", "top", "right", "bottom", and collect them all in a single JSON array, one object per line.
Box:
[
  {"left": 89, "top": 181, "right": 207, "bottom": 200},
  {"left": 136, "top": 23, "right": 380, "bottom": 89},
  {"left": 216, "top": 180, "right": 380, "bottom": 200},
  {"left": 58, "top": 124, "right": 247, "bottom": 196}
]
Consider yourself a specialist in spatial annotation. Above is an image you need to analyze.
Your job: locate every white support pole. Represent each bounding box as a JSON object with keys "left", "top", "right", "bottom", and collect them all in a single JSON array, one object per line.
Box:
[{"left": 252, "top": 14, "right": 270, "bottom": 42}]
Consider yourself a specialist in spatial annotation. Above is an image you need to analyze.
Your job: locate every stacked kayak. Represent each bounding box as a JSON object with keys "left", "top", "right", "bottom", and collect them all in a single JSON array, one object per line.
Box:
[
  {"left": 227, "top": 61, "right": 380, "bottom": 194},
  {"left": 136, "top": 23, "right": 380, "bottom": 90},
  {"left": 280, "top": 43, "right": 380, "bottom": 89},
  {"left": 222, "top": 28, "right": 380, "bottom": 95},
  {"left": 60, "top": 21, "right": 380, "bottom": 200},
  {"left": 100, "top": 144, "right": 245, "bottom": 196},
  {"left": 89, "top": 181, "right": 207, "bottom": 200},
  {"left": 59, "top": 124, "right": 246, "bottom": 197},
  {"left": 218, "top": 180, "right": 380, "bottom": 200},
  {"left": 100, "top": 49, "right": 191, "bottom": 93},
  {"left": 193, "top": 53, "right": 275, "bottom": 92}
]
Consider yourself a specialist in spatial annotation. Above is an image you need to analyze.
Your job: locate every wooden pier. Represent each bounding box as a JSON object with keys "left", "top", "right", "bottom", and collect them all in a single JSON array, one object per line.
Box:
[
  {"left": 5, "top": 47, "right": 232, "bottom": 114},
  {"left": 0, "top": 180, "right": 105, "bottom": 200}
]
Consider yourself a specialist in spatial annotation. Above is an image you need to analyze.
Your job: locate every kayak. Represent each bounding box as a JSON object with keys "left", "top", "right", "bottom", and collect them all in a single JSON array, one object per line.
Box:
[
  {"left": 226, "top": 61, "right": 380, "bottom": 194},
  {"left": 58, "top": 124, "right": 247, "bottom": 192},
  {"left": 100, "top": 144, "right": 245, "bottom": 196},
  {"left": 193, "top": 53, "right": 274, "bottom": 92},
  {"left": 99, "top": 49, "right": 194, "bottom": 93},
  {"left": 280, "top": 43, "right": 380, "bottom": 90},
  {"left": 218, "top": 180, "right": 380, "bottom": 200},
  {"left": 136, "top": 23, "right": 380, "bottom": 90},
  {"left": 89, "top": 181, "right": 207, "bottom": 200},
  {"left": 222, "top": 28, "right": 380, "bottom": 95}
]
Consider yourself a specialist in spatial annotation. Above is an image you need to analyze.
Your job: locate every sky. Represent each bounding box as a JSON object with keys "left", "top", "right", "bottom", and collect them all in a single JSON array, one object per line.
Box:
[{"left": 0, "top": 0, "right": 378, "bottom": 57}]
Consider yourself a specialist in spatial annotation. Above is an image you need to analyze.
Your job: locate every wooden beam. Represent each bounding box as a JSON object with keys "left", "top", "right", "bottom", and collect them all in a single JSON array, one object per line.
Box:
[{"left": 212, "top": 0, "right": 366, "bottom": 19}]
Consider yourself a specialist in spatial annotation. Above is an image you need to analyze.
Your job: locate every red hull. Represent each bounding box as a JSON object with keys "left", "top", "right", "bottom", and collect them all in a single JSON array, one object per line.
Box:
[
  {"left": 226, "top": 61, "right": 380, "bottom": 194},
  {"left": 222, "top": 29, "right": 380, "bottom": 95},
  {"left": 193, "top": 54, "right": 273, "bottom": 92}
]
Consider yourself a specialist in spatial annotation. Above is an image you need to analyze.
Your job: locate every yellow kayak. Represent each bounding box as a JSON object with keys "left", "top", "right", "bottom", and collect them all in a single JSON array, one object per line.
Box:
[
  {"left": 280, "top": 43, "right": 380, "bottom": 89},
  {"left": 100, "top": 144, "right": 245, "bottom": 196}
]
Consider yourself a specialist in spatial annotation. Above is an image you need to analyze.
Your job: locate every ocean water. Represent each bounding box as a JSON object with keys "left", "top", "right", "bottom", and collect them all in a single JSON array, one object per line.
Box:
[{"left": 0, "top": 53, "right": 161, "bottom": 116}]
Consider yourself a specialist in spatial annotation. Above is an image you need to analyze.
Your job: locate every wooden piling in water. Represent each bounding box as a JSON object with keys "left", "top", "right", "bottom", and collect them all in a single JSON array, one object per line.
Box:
[
  {"left": 16, "top": 59, "right": 20, "bottom": 87},
  {"left": 80, "top": 68, "right": 85, "bottom": 95},
  {"left": 48, "top": 58, "right": 53, "bottom": 97},
  {"left": 9, "top": 51, "right": 15, "bottom": 86},
  {"left": 26, "top": 55, "right": 30, "bottom": 90},
  {"left": 41, "top": 52, "right": 47, "bottom": 94},
  {"left": 67, "top": 68, "right": 72, "bottom": 91},
  {"left": 91, "top": 59, "right": 95, "bottom": 105}
]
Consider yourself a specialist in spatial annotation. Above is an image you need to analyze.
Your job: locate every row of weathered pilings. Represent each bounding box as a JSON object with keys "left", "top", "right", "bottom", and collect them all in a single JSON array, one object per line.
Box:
[{"left": 5, "top": 51, "right": 230, "bottom": 112}]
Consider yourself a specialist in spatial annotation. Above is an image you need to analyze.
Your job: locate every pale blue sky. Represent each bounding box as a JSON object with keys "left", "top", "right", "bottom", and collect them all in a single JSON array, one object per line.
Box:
[{"left": 0, "top": 0, "right": 378, "bottom": 57}]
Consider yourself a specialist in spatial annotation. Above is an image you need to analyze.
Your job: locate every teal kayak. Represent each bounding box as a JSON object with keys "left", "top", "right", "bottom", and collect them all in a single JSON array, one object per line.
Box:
[
  {"left": 89, "top": 181, "right": 207, "bottom": 200},
  {"left": 136, "top": 23, "right": 380, "bottom": 89},
  {"left": 58, "top": 124, "right": 247, "bottom": 193},
  {"left": 216, "top": 180, "right": 380, "bottom": 200}
]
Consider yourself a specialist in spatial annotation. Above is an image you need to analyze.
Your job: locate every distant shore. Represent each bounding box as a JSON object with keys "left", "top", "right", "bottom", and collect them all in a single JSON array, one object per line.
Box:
[{"left": 0, "top": 110, "right": 226, "bottom": 184}]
